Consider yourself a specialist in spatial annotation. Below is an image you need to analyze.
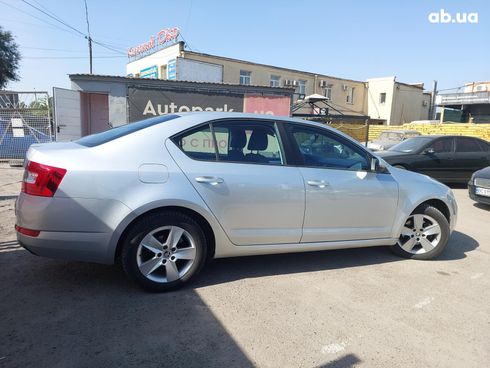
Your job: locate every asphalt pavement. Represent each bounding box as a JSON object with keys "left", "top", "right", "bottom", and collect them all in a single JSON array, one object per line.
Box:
[{"left": 0, "top": 167, "right": 488, "bottom": 368}]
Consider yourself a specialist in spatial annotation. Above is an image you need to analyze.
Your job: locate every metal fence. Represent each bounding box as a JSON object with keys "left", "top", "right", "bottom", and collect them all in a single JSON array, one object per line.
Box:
[{"left": 0, "top": 91, "right": 54, "bottom": 163}]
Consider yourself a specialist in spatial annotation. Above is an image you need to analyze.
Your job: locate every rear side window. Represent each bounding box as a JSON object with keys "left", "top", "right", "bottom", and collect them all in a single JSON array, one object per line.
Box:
[
  {"left": 478, "top": 140, "right": 490, "bottom": 151},
  {"left": 172, "top": 120, "right": 284, "bottom": 165},
  {"left": 173, "top": 124, "right": 216, "bottom": 161},
  {"left": 455, "top": 137, "right": 482, "bottom": 152},
  {"left": 213, "top": 121, "right": 283, "bottom": 165},
  {"left": 76, "top": 115, "right": 178, "bottom": 147}
]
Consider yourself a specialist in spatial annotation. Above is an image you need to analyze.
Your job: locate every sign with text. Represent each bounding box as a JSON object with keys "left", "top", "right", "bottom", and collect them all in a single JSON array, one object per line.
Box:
[
  {"left": 128, "top": 88, "right": 244, "bottom": 122},
  {"left": 128, "top": 27, "right": 180, "bottom": 59},
  {"left": 140, "top": 65, "right": 158, "bottom": 79}
]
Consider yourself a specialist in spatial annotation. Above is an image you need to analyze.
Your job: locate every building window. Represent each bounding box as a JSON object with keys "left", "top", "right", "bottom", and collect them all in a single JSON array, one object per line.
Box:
[
  {"left": 240, "top": 70, "right": 251, "bottom": 85},
  {"left": 379, "top": 92, "right": 386, "bottom": 104},
  {"left": 297, "top": 80, "right": 306, "bottom": 96},
  {"left": 270, "top": 75, "right": 280, "bottom": 87},
  {"left": 324, "top": 85, "right": 332, "bottom": 100},
  {"left": 160, "top": 65, "right": 167, "bottom": 80},
  {"left": 346, "top": 87, "right": 355, "bottom": 104}
]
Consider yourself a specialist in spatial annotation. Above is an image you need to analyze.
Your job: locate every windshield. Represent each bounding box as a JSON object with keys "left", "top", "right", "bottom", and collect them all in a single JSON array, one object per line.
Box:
[{"left": 388, "top": 137, "right": 433, "bottom": 153}]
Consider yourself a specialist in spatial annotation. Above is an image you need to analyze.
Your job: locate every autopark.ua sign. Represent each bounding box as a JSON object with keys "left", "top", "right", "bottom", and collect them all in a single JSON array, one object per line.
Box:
[{"left": 127, "top": 27, "right": 180, "bottom": 58}]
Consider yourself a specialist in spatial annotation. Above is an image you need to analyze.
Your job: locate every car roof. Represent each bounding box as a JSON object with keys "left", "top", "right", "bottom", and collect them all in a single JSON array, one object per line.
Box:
[{"left": 170, "top": 111, "right": 345, "bottom": 132}]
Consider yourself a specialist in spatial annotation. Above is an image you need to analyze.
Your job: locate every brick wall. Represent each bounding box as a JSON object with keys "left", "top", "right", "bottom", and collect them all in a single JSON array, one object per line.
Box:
[{"left": 367, "top": 123, "right": 490, "bottom": 142}]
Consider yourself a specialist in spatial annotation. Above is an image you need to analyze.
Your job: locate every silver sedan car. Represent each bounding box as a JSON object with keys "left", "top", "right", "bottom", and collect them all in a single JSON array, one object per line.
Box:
[{"left": 15, "top": 113, "right": 457, "bottom": 291}]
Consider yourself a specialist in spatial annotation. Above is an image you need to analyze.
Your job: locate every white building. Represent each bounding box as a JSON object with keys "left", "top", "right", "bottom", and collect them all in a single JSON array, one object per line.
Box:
[{"left": 367, "top": 77, "right": 431, "bottom": 125}]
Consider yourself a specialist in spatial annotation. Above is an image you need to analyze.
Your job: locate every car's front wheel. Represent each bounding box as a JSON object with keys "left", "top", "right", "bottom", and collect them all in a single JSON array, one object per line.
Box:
[
  {"left": 121, "top": 211, "right": 207, "bottom": 292},
  {"left": 391, "top": 204, "right": 450, "bottom": 260}
]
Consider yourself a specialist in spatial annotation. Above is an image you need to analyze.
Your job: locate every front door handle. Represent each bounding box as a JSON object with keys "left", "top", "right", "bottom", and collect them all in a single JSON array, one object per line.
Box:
[
  {"left": 195, "top": 176, "right": 224, "bottom": 185},
  {"left": 307, "top": 180, "right": 329, "bottom": 188}
]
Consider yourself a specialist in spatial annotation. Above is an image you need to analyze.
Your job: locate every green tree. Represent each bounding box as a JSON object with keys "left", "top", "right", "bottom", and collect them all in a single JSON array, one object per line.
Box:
[{"left": 0, "top": 26, "right": 21, "bottom": 89}]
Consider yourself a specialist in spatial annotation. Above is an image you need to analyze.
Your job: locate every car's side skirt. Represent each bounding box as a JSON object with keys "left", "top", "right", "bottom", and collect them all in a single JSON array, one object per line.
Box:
[{"left": 214, "top": 237, "right": 397, "bottom": 258}]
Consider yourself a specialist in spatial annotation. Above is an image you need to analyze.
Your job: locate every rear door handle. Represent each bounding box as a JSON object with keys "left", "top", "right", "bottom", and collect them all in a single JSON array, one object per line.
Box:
[
  {"left": 195, "top": 176, "right": 224, "bottom": 185},
  {"left": 307, "top": 180, "right": 329, "bottom": 188}
]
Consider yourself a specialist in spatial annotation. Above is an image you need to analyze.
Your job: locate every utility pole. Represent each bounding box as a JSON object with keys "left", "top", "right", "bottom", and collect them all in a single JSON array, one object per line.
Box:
[
  {"left": 430, "top": 80, "right": 438, "bottom": 120},
  {"left": 84, "top": 0, "right": 93, "bottom": 74}
]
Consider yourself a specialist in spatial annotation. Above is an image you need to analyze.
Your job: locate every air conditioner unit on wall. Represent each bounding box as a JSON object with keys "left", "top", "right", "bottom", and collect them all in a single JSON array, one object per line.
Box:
[
  {"left": 422, "top": 100, "right": 428, "bottom": 106},
  {"left": 292, "top": 80, "right": 298, "bottom": 86},
  {"left": 319, "top": 80, "right": 327, "bottom": 88},
  {"left": 284, "top": 79, "right": 291, "bottom": 86},
  {"left": 342, "top": 84, "right": 348, "bottom": 91}
]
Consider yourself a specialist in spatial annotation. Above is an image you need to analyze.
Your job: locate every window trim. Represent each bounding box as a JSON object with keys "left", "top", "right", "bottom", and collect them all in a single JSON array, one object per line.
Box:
[
  {"left": 283, "top": 122, "right": 374, "bottom": 172},
  {"left": 239, "top": 70, "right": 251, "bottom": 85},
  {"left": 270, "top": 75, "right": 280, "bottom": 87},
  {"left": 379, "top": 92, "right": 386, "bottom": 104}
]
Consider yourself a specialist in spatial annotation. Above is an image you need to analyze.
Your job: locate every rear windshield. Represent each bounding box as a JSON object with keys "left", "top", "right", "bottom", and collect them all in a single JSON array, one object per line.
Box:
[{"left": 75, "top": 115, "right": 179, "bottom": 147}]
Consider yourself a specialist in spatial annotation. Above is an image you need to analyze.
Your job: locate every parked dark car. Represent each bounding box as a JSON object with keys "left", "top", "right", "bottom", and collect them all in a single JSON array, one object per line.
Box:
[
  {"left": 377, "top": 135, "right": 490, "bottom": 183},
  {"left": 468, "top": 166, "right": 490, "bottom": 205}
]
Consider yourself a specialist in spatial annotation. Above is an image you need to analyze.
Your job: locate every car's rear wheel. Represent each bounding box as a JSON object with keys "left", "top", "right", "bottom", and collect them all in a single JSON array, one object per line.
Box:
[
  {"left": 391, "top": 205, "right": 449, "bottom": 260},
  {"left": 121, "top": 211, "right": 207, "bottom": 291}
]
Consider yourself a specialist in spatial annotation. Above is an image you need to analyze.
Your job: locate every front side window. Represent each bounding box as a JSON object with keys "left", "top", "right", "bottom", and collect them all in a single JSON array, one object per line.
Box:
[
  {"left": 455, "top": 137, "right": 482, "bottom": 152},
  {"left": 213, "top": 121, "right": 283, "bottom": 165},
  {"left": 240, "top": 70, "right": 251, "bottom": 85},
  {"left": 290, "top": 125, "right": 369, "bottom": 171},
  {"left": 270, "top": 75, "right": 280, "bottom": 87},
  {"left": 428, "top": 138, "right": 453, "bottom": 153}
]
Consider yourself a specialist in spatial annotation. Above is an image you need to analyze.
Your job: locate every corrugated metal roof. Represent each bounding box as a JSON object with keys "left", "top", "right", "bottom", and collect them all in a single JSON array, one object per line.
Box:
[{"left": 69, "top": 74, "right": 295, "bottom": 92}]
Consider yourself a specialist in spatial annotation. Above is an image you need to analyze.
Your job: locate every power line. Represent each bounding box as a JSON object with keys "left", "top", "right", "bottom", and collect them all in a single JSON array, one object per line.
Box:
[
  {"left": 20, "top": 0, "right": 86, "bottom": 37},
  {"left": 0, "top": 0, "right": 82, "bottom": 37},
  {"left": 23, "top": 55, "right": 126, "bottom": 59}
]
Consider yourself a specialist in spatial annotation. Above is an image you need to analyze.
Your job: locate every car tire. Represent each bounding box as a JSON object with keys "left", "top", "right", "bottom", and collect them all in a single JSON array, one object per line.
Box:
[
  {"left": 121, "top": 211, "right": 207, "bottom": 292},
  {"left": 391, "top": 204, "right": 450, "bottom": 260}
]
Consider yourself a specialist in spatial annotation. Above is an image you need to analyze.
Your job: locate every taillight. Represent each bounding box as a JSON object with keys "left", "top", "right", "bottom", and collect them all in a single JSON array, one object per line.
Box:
[
  {"left": 15, "top": 225, "right": 40, "bottom": 237},
  {"left": 22, "top": 161, "right": 67, "bottom": 197}
]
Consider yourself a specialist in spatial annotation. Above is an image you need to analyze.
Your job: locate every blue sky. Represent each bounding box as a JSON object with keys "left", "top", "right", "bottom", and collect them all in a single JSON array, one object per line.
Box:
[{"left": 1, "top": 0, "right": 488, "bottom": 93}]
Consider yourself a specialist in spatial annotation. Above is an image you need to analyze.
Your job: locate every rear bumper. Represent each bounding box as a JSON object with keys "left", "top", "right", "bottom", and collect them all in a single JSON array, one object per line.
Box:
[
  {"left": 468, "top": 183, "right": 490, "bottom": 205},
  {"left": 18, "top": 231, "right": 113, "bottom": 264},
  {"left": 15, "top": 192, "right": 133, "bottom": 264}
]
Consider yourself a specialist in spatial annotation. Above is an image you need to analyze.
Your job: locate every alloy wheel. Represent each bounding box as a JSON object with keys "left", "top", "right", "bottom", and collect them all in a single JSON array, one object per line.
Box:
[
  {"left": 136, "top": 226, "right": 197, "bottom": 283},
  {"left": 397, "top": 214, "right": 442, "bottom": 255}
]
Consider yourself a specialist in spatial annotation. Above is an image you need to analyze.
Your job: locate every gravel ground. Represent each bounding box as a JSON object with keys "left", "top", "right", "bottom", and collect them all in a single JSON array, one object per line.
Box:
[{"left": 0, "top": 167, "right": 489, "bottom": 368}]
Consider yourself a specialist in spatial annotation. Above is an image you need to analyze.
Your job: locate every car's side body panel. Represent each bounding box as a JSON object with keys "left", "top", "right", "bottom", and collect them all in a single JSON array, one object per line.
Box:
[{"left": 298, "top": 168, "right": 399, "bottom": 242}]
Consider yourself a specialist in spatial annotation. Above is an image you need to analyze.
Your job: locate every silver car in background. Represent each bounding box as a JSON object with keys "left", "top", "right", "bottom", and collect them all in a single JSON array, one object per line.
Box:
[
  {"left": 15, "top": 113, "right": 457, "bottom": 291},
  {"left": 367, "top": 130, "right": 422, "bottom": 151}
]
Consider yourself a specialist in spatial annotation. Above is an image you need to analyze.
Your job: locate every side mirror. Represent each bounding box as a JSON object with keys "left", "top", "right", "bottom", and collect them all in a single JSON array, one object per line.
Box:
[
  {"left": 370, "top": 157, "right": 389, "bottom": 173},
  {"left": 370, "top": 157, "right": 378, "bottom": 171},
  {"left": 423, "top": 148, "right": 435, "bottom": 155}
]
